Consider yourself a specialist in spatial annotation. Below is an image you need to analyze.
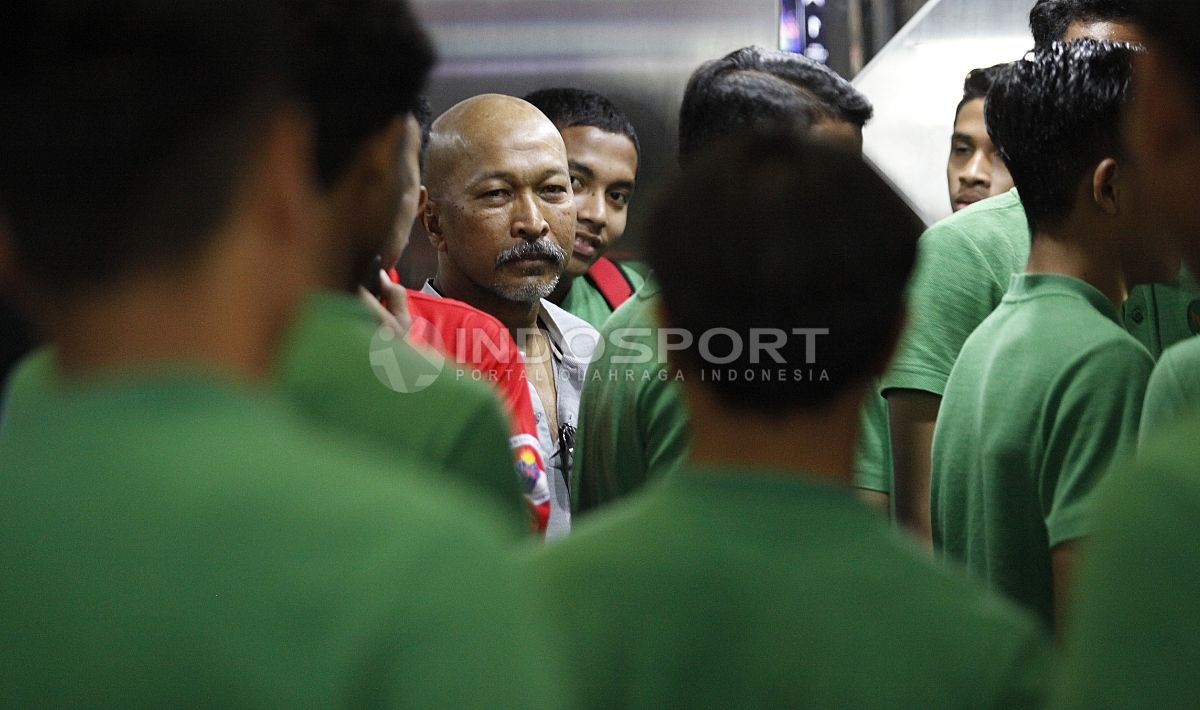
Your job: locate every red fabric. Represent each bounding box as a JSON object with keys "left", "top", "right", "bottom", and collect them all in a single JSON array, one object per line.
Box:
[
  {"left": 402, "top": 286, "right": 550, "bottom": 533},
  {"left": 584, "top": 257, "right": 636, "bottom": 310}
]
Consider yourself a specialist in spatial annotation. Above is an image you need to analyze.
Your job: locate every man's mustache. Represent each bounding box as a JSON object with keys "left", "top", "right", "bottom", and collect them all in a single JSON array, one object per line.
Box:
[{"left": 495, "top": 239, "right": 568, "bottom": 267}]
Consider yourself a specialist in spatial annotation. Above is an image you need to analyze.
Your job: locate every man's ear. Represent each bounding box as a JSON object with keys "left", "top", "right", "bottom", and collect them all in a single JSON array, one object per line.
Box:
[
  {"left": 422, "top": 194, "right": 447, "bottom": 252},
  {"left": 1091, "top": 158, "right": 1120, "bottom": 217}
]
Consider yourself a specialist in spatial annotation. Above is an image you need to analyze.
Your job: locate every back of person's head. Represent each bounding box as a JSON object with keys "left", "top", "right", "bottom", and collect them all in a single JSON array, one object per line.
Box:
[
  {"left": 1130, "top": 0, "right": 1200, "bottom": 95},
  {"left": 678, "top": 46, "right": 873, "bottom": 163},
  {"left": 1029, "top": 0, "right": 1135, "bottom": 50},
  {"left": 415, "top": 95, "right": 434, "bottom": 176},
  {"left": 956, "top": 63, "right": 1009, "bottom": 119},
  {"left": 647, "top": 129, "right": 921, "bottom": 413},
  {"left": 283, "top": 0, "right": 434, "bottom": 190},
  {"left": 986, "top": 39, "right": 1137, "bottom": 235},
  {"left": 0, "top": 0, "right": 287, "bottom": 297},
  {"left": 523, "top": 87, "right": 640, "bottom": 157}
]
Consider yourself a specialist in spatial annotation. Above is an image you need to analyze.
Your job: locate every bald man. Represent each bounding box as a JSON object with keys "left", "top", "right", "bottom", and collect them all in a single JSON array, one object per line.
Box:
[{"left": 422, "top": 94, "right": 599, "bottom": 539}]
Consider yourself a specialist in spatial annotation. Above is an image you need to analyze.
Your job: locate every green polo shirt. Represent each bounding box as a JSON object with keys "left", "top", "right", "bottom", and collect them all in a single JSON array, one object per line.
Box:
[
  {"left": 558, "top": 262, "right": 646, "bottom": 330},
  {"left": 276, "top": 291, "right": 524, "bottom": 531},
  {"left": 882, "top": 189, "right": 1196, "bottom": 401},
  {"left": 881, "top": 189, "right": 1029, "bottom": 398},
  {"left": 572, "top": 280, "right": 688, "bottom": 513},
  {"left": 1055, "top": 416, "right": 1200, "bottom": 709},
  {"left": 0, "top": 363, "right": 554, "bottom": 706},
  {"left": 932, "top": 273, "right": 1153, "bottom": 628},
  {"left": 540, "top": 464, "right": 1053, "bottom": 709},
  {"left": 856, "top": 384, "right": 892, "bottom": 494},
  {"left": 1140, "top": 335, "right": 1200, "bottom": 441}
]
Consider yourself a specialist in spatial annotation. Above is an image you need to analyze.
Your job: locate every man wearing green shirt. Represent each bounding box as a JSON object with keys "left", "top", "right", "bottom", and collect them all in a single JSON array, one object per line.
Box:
[
  {"left": 573, "top": 46, "right": 887, "bottom": 513},
  {"left": 931, "top": 41, "right": 1172, "bottom": 630},
  {"left": 541, "top": 130, "right": 1052, "bottom": 709},
  {"left": 1057, "top": 2, "right": 1200, "bottom": 705},
  {"left": 525, "top": 87, "right": 645, "bottom": 329},
  {"left": 0, "top": 2, "right": 552, "bottom": 704},
  {"left": 275, "top": 0, "right": 524, "bottom": 530},
  {"left": 886, "top": 0, "right": 1148, "bottom": 541}
]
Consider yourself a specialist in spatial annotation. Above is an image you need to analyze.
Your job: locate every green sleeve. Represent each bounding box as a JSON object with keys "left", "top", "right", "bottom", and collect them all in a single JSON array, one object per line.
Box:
[
  {"left": 1040, "top": 342, "right": 1153, "bottom": 546},
  {"left": 852, "top": 383, "right": 891, "bottom": 493},
  {"left": 443, "top": 395, "right": 530, "bottom": 534},
  {"left": 883, "top": 223, "right": 1008, "bottom": 396},
  {"left": 1140, "top": 337, "right": 1200, "bottom": 444},
  {"left": 1056, "top": 454, "right": 1200, "bottom": 710},
  {"left": 637, "top": 371, "right": 689, "bottom": 485}
]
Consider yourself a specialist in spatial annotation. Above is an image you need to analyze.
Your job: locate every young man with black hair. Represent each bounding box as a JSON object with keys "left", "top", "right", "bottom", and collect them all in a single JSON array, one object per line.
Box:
[
  {"left": 572, "top": 46, "right": 891, "bottom": 514},
  {"left": 884, "top": 0, "right": 1146, "bottom": 543},
  {"left": 523, "top": 87, "right": 644, "bottom": 329},
  {"left": 1057, "top": 3, "right": 1200, "bottom": 705},
  {"left": 538, "top": 129, "right": 1052, "bottom": 709},
  {"left": 947, "top": 63, "right": 1014, "bottom": 212},
  {"left": 0, "top": 0, "right": 551, "bottom": 704},
  {"left": 930, "top": 40, "right": 1173, "bottom": 632}
]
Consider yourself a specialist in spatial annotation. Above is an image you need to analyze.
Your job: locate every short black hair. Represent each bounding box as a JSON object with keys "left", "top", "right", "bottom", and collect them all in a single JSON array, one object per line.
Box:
[
  {"left": 955, "top": 63, "right": 1010, "bottom": 120},
  {"left": 1029, "top": 0, "right": 1136, "bottom": 50},
  {"left": 0, "top": 0, "right": 286, "bottom": 294},
  {"left": 523, "top": 88, "right": 641, "bottom": 157},
  {"left": 678, "top": 46, "right": 873, "bottom": 163},
  {"left": 283, "top": 0, "right": 435, "bottom": 190},
  {"left": 1130, "top": 1, "right": 1200, "bottom": 96},
  {"left": 647, "top": 129, "right": 921, "bottom": 412},
  {"left": 415, "top": 95, "right": 434, "bottom": 176},
  {"left": 986, "top": 40, "right": 1138, "bottom": 235}
]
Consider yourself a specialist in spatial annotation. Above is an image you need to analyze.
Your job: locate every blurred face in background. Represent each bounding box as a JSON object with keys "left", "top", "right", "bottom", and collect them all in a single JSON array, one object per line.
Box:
[{"left": 947, "top": 98, "right": 1013, "bottom": 212}]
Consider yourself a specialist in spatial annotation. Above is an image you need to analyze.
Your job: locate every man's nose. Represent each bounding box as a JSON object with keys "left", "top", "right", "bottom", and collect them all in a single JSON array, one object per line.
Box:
[
  {"left": 960, "top": 150, "right": 991, "bottom": 187},
  {"left": 577, "top": 188, "right": 606, "bottom": 230},
  {"left": 512, "top": 192, "right": 550, "bottom": 240}
]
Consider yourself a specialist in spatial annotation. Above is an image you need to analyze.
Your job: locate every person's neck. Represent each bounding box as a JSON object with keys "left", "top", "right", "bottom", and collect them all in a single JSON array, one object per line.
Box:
[
  {"left": 685, "top": 380, "right": 864, "bottom": 485},
  {"left": 432, "top": 267, "right": 542, "bottom": 335},
  {"left": 547, "top": 271, "right": 578, "bottom": 305},
  {"left": 1026, "top": 222, "right": 1128, "bottom": 308},
  {"left": 48, "top": 238, "right": 295, "bottom": 381},
  {"left": 314, "top": 201, "right": 372, "bottom": 294}
]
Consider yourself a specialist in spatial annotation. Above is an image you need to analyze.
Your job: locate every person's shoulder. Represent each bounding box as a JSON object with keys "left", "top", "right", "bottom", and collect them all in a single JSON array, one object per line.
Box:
[
  {"left": 406, "top": 289, "right": 508, "bottom": 336},
  {"left": 1158, "top": 334, "right": 1200, "bottom": 372},
  {"left": 922, "top": 189, "right": 1027, "bottom": 248}
]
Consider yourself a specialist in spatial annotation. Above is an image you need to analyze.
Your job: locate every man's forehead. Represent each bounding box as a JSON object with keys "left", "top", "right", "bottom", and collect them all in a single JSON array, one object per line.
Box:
[
  {"left": 1063, "top": 19, "right": 1145, "bottom": 45},
  {"left": 456, "top": 134, "right": 569, "bottom": 184}
]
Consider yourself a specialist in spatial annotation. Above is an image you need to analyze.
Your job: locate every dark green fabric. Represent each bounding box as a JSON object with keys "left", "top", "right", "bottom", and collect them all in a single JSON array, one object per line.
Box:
[
  {"left": 1140, "top": 335, "right": 1200, "bottom": 441},
  {"left": 276, "top": 292, "right": 524, "bottom": 531},
  {"left": 932, "top": 274, "right": 1153, "bottom": 628},
  {"left": 558, "top": 262, "right": 646, "bottom": 330},
  {"left": 0, "top": 365, "right": 554, "bottom": 706},
  {"left": 1056, "top": 417, "right": 1200, "bottom": 709},
  {"left": 541, "top": 465, "right": 1054, "bottom": 709},
  {"left": 572, "top": 280, "right": 688, "bottom": 513}
]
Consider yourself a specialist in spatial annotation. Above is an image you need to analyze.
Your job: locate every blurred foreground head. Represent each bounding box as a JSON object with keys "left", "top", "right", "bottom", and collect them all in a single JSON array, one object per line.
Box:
[
  {"left": 647, "top": 129, "right": 922, "bottom": 414},
  {"left": 0, "top": 0, "right": 302, "bottom": 308}
]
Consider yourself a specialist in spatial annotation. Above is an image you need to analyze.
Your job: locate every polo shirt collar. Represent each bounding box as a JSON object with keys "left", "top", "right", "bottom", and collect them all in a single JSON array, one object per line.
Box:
[{"left": 1005, "top": 273, "right": 1121, "bottom": 325}]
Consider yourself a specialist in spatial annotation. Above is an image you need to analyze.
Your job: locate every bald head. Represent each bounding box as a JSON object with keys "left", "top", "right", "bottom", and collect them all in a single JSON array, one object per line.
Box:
[
  {"left": 422, "top": 94, "right": 576, "bottom": 309},
  {"left": 426, "top": 94, "right": 567, "bottom": 199}
]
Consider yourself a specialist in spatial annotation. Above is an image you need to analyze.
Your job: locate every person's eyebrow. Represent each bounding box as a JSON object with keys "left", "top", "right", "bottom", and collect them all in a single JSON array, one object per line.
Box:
[
  {"left": 568, "top": 160, "right": 594, "bottom": 180},
  {"left": 950, "top": 132, "right": 976, "bottom": 144}
]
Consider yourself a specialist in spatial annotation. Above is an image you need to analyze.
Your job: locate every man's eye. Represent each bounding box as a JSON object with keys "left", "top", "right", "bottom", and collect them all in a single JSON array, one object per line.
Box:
[
  {"left": 608, "top": 191, "right": 630, "bottom": 206},
  {"left": 541, "top": 184, "right": 569, "bottom": 197},
  {"left": 570, "top": 176, "right": 583, "bottom": 191},
  {"left": 480, "top": 189, "right": 509, "bottom": 200}
]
